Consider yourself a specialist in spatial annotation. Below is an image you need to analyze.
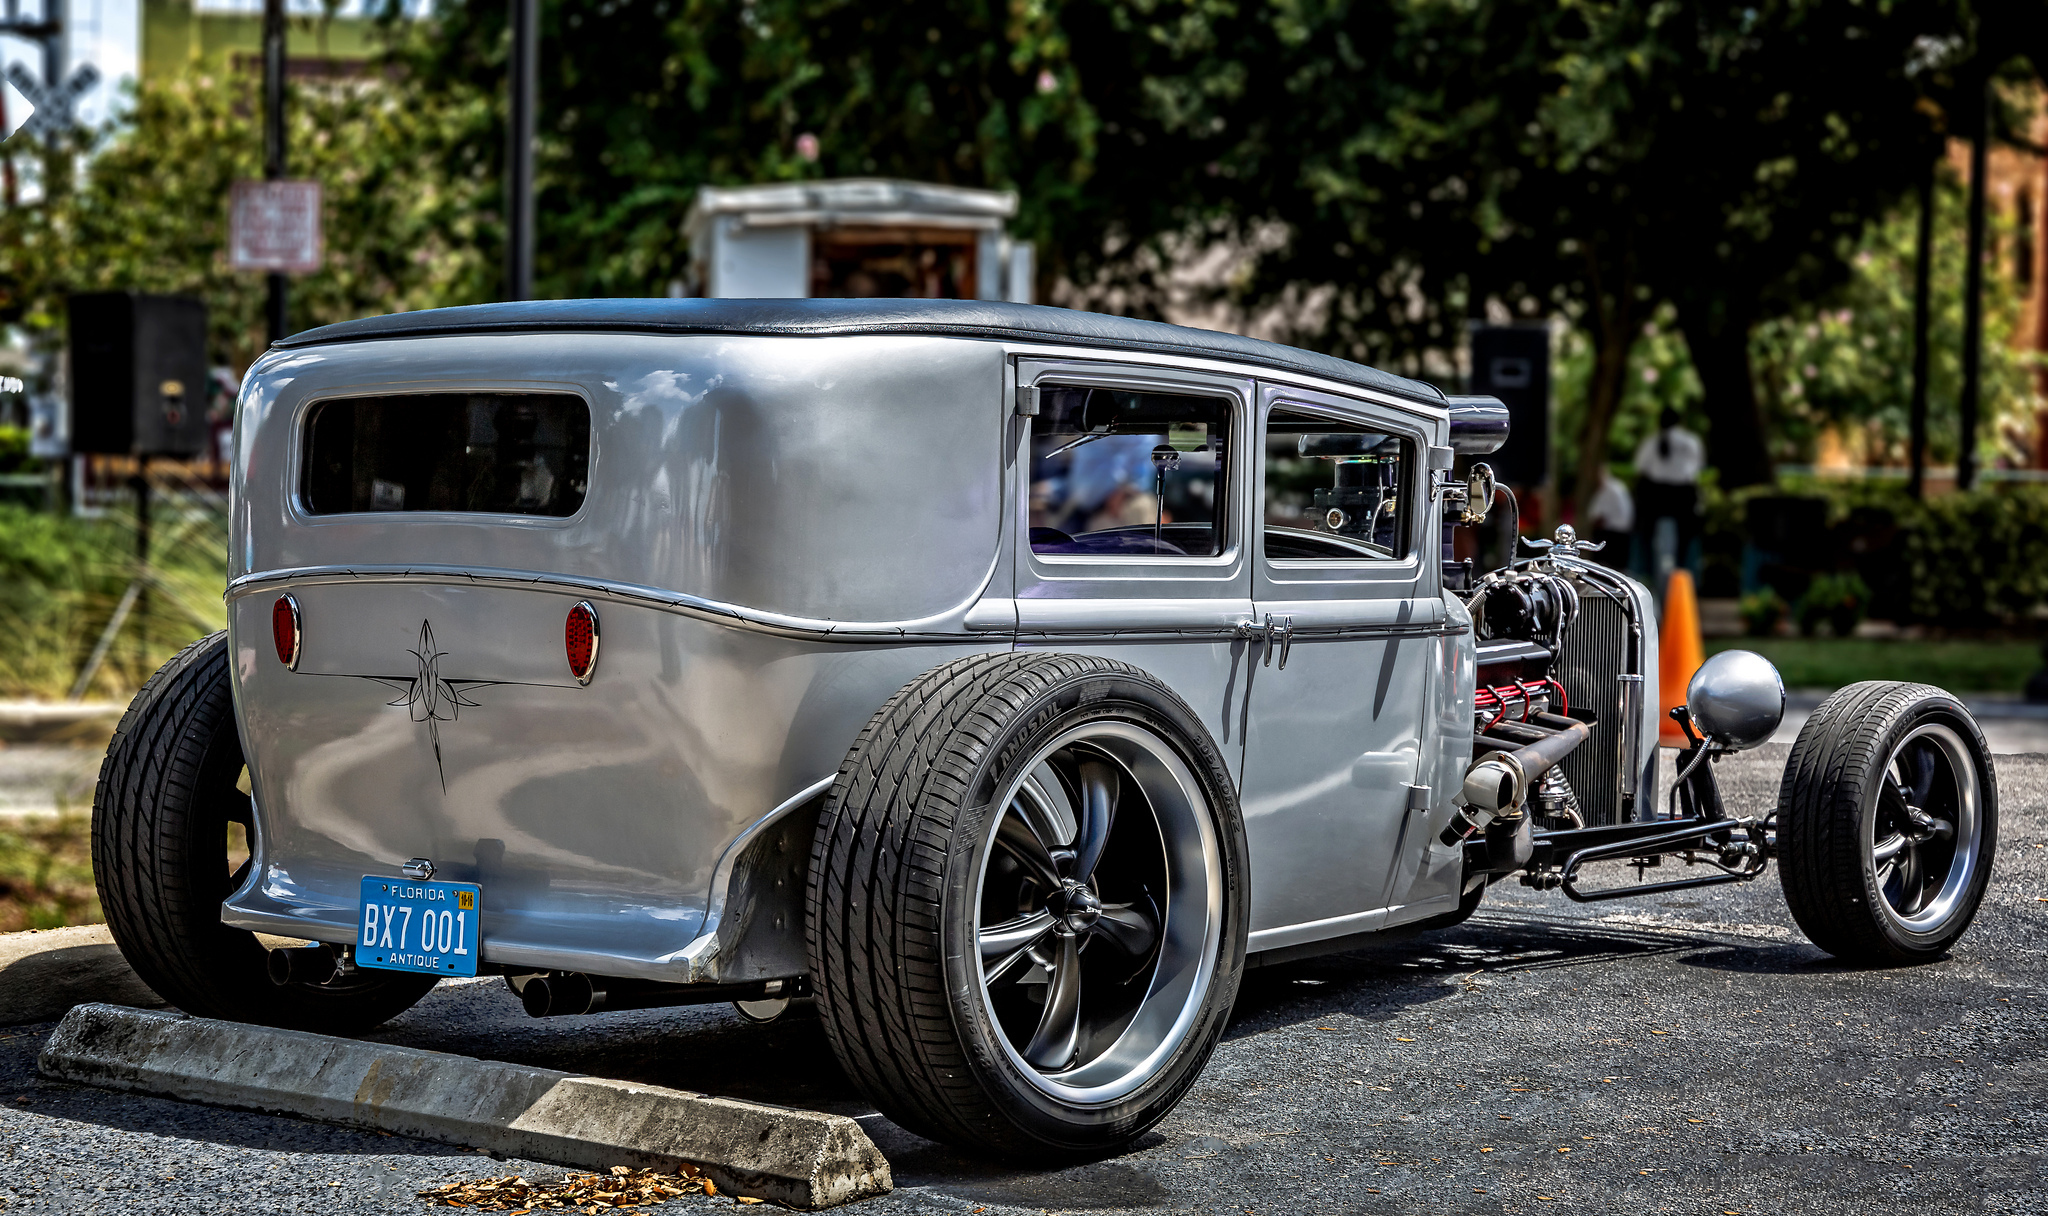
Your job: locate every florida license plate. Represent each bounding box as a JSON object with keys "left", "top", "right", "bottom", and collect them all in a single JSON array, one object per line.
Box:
[{"left": 357, "top": 876, "right": 481, "bottom": 977}]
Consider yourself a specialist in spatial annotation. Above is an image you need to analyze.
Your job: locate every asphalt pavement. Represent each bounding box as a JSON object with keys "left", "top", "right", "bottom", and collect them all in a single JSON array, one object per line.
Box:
[{"left": 3, "top": 744, "right": 2045, "bottom": 1215}]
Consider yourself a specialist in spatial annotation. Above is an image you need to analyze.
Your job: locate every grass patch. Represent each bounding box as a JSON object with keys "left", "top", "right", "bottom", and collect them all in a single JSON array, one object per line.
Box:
[
  {"left": 0, "top": 500, "right": 227, "bottom": 701},
  {"left": 1705, "top": 637, "right": 2046, "bottom": 693},
  {"left": 0, "top": 813, "right": 98, "bottom": 931}
]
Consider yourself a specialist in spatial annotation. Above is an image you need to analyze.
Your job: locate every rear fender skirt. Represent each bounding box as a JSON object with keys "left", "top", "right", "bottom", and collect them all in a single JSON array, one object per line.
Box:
[{"left": 666, "top": 775, "right": 835, "bottom": 981}]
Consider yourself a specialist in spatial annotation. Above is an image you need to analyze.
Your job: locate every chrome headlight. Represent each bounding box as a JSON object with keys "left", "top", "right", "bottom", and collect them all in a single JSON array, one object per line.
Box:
[{"left": 1685, "top": 650, "right": 1786, "bottom": 751}]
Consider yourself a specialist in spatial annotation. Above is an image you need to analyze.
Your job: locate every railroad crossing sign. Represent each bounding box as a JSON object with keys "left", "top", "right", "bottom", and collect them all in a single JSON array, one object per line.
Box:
[
  {"left": 1, "top": 79, "right": 31, "bottom": 141},
  {"left": 5, "top": 62, "right": 97, "bottom": 140}
]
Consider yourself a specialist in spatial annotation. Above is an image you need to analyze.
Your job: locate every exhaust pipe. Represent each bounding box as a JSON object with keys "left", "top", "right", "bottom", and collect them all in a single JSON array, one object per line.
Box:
[
  {"left": 517, "top": 973, "right": 806, "bottom": 1018},
  {"left": 267, "top": 944, "right": 340, "bottom": 987},
  {"left": 1444, "top": 712, "right": 1592, "bottom": 845},
  {"left": 1462, "top": 714, "right": 1591, "bottom": 813}
]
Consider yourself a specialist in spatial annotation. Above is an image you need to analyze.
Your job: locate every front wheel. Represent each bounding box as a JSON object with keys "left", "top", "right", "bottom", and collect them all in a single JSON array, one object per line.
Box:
[
  {"left": 807, "top": 652, "right": 1247, "bottom": 1159},
  {"left": 1777, "top": 681, "right": 1997, "bottom": 964}
]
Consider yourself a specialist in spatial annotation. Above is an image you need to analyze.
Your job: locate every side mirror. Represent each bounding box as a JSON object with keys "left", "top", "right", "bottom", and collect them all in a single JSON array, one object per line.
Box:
[
  {"left": 1685, "top": 650, "right": 1785, "bottom": 751},
  {"left": 1461, "top": 462, "right": 1496, "bottom": 525}
]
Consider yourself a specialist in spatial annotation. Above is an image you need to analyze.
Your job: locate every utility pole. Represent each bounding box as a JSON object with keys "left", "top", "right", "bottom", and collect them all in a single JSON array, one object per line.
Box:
[
  {"left": 1957, "top": 76, "right": 1989, "bottom": 493},
  {"left": 1907, "top": 157, "right": 1935, "bottom": 500},
  {"left": 505, "top": 0, "right": 536, "bottom": 301},
  {"left": 263, "top": 0, "right": 288, "bottom": 343}
]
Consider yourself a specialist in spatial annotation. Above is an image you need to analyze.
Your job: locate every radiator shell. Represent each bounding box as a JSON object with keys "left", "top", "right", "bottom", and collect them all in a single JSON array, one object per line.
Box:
[{"left": 1552, "top": 567, "right": 1661, "bottom": 824}]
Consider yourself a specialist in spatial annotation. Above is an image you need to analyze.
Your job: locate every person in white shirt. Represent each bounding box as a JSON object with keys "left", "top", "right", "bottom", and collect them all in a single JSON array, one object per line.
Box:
[
  {"left": 1633, "top": 406, "right": 1704, "bottom": 579},
  {"left": 1586, "top": 468, "right": 1634, "bottom": 570}
]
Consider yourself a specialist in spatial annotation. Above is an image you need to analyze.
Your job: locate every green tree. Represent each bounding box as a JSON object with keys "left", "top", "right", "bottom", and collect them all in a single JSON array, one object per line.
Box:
[
  {"left": 1749, "top": 170, "right": 2041, "bottom": 469},
  {"left": 1165, "top": 0, "right": 1988, "bottom": 511},
  {"left": 0, "top": 63, "right": 495, "bottom": 370},
  {"left": 392, "top": 0, "right": 1110, "bottom": 299}
]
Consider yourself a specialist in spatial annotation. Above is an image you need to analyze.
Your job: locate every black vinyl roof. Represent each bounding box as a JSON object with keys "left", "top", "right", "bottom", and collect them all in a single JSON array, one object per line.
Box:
[{"left": 276, "top": 298, "right": 1446, "bottom": 407}]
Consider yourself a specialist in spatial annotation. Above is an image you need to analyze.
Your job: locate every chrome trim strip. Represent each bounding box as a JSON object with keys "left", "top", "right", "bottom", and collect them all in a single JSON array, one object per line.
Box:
[
  {"left": 1247, "top": 907, "right": 1387, "bottom": 953},
  {"left": 669, "top": 774, "right": 837, "bottom": 981},
  {"left": 231, "top": 566, "right": 1465, "bottom": 644},
  {"left": 1017, "top": 622, "right": 1462, "bottom": 643},
  {"left": 227, "top": 562, "right": 1004, "bottom": 644}
]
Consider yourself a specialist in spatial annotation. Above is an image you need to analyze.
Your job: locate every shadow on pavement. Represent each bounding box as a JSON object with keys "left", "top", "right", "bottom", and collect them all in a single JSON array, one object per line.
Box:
[{"left": 1223, "top": 911, "right": 1766, "bottom": 1037}]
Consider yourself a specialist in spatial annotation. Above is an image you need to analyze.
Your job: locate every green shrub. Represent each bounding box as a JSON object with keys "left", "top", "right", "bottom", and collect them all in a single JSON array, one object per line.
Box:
[
  {"left": 1741, "top": 587, "right": 1789, "bottom": 637},
  {"left": 1708, "top": 479, "right": 2048, "bottom": 627},
  {"left": 1797, "top": 571, "right": 1872, "bottom": 637},
  {"left": 0, "top": 424, "right": 36, "bottom": 474}
]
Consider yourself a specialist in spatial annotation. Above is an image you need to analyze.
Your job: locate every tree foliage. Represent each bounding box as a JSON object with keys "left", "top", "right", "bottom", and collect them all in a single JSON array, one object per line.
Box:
[
  {"left": 393, "top": 0, "right": 1111, "bottom": 298},
  {"left": 1749, "top": 169, "right": 2040, "bottom": 470},
  {"left": 0, "top": 64, "right": 496, "bottom": 368},
  {"left": 3, "top": 0, "right": 2039, "bottom": 506}
]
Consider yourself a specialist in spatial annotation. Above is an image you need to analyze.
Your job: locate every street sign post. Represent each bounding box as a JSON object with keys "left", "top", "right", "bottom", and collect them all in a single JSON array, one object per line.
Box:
[{"left": 228, "top": 180, "right": 323, "bottom": 274}]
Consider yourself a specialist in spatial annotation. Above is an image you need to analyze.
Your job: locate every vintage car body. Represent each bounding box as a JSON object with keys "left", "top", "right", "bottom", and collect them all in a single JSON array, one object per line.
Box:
[
  {"left": 221, "top": 300, "right": 1610, "bottom": 981},
  {"left": 98, "top": 298, "right": 1993, "bottom": 1162}
]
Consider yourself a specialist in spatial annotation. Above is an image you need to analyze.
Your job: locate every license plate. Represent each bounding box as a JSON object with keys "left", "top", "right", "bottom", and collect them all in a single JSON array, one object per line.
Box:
[{"left": 356, "top": 876, "right": 481, "bottom": 977}]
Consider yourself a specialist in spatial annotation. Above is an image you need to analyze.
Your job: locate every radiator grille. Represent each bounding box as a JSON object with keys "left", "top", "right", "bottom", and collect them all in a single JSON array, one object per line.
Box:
[{"left": 1556, "top": 587, "right": 1630, "bottom": 826}]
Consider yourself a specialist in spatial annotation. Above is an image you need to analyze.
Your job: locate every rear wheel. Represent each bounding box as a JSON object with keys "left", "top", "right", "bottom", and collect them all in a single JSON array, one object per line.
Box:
[
  {"left": 1777, "top": 681, "right": 1997, "bottom": 964},
  {"left": 807, "top": 652, "right": 1246, "bottom": 1159},
  {"left": 93, "top": 631, "right": 437, "bottom": 1033}
]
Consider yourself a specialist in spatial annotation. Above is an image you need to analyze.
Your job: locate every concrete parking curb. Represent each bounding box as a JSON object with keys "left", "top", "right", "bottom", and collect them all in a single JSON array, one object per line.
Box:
[{"left": 38, "top": 1003, "right": 892, "bottom": 1209}]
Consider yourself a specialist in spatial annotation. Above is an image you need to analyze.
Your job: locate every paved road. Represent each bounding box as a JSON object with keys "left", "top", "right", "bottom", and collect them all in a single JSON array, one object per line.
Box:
[{"left": 3, "top": 745, "right": 2044, "bottom": 1214}]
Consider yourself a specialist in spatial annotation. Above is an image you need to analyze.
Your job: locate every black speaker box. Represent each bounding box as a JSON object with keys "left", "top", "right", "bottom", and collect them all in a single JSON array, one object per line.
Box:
[
  {"left": 68, "top": 292, "right": 211, "bottom": 457},
  {"left": 1468, "top": 325, "right": 1551, "bottom": 486}
]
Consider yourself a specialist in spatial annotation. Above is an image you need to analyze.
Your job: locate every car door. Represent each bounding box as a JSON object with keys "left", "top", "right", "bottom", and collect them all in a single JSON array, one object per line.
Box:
[
  {"left": 1008, "top": 358, "right": 1256, "bottom": 783},
  {"left": 1238, "top": 384, "right": 1450, "bottom": 953}
]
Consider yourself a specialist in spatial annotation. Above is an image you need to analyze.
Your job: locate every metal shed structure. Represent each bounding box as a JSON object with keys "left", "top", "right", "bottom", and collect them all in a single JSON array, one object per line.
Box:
[{"left": 683, "top": 179, "right": 1035, "bottom": 303}]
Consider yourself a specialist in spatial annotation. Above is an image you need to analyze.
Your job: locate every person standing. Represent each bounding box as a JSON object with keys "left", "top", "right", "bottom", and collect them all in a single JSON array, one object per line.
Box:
[
  {"left": 1633, "top": 406, "right": 1704, "bottom": 584},
  {"left": 1585, "top": 467, "right": 1634, "bottom": 570}
]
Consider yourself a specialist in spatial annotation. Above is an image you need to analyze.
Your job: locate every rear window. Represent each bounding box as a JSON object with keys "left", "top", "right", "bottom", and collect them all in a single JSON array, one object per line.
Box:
[{"left": 302, "top": 393, "right": 590, "bottom": 517}]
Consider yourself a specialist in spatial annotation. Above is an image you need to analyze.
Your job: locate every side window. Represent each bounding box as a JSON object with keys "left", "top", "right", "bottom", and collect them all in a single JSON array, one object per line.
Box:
[
  {"left": 1263, "top": 409, "right": 1413, "bottom": 561},
  {"left": 1028, "top": 386, "right": 1230, "bottom": 558}
]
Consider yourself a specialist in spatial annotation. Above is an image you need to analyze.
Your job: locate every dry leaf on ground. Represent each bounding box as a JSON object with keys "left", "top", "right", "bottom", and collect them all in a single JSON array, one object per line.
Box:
[{"left": 418, "top": 1164, "right": 731, "bottom": 1210}]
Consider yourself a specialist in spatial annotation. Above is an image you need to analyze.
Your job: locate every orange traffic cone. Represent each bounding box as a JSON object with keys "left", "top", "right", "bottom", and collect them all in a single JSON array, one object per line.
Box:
[{"left": 1658, "top": 569, "right": 1705, "bottom": 747}]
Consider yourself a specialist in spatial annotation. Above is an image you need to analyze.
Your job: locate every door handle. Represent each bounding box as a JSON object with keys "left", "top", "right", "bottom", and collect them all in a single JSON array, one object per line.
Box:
[{"left": 1244, "top": 614, "right": 1296, "bottom": 669}]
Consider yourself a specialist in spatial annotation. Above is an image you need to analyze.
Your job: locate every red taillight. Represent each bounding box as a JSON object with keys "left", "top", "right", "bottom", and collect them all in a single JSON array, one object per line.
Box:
[
  {"left": 272, "top": 594, "right": 301, "bottom": 670},
  {"left": 565, "top": 601, "right": 599, "bottom": 685}
]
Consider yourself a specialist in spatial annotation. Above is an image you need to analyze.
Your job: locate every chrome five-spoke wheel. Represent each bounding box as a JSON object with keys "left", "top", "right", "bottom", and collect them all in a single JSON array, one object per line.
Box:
[
  {"left": 810, "top": 653, "right": 1246, "bottom": 1157},
  {"left": 1780, "top": 681, "right": 1998, "bottom": 964},
  {"left": 975, "top": 723, "right": 1222, "bottom": 1103},
  {"left": 1869, "top": 723, "right": 1983, "bottom": 936}
]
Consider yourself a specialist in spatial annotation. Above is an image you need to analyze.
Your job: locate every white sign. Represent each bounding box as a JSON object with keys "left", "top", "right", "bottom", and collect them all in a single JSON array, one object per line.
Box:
[
  {"left": 229, "top": 180, "right": 324, "bottom": 273},
  {"left": 0, "top": 79, "right": 32, "bottom": 142}
]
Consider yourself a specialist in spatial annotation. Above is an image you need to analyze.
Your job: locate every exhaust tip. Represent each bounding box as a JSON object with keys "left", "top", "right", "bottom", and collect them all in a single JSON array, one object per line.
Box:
[
  {"left": 267, "top": 945, "right": 337, "bottom": 987},
  {"left": 520, "top": 972, "right": 600, "bottom": 1017}
]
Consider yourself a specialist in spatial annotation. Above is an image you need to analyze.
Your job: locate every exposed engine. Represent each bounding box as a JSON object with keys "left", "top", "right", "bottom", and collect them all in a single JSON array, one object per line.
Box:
[{"left": 1460, "top": 531, "right": 1661, "bottom": 830}]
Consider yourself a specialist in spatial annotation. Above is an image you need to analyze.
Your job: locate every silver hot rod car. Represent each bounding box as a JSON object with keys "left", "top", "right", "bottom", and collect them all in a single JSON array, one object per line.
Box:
[{"left": 96, "top": 299, "right": 1997, "bottom": 1160}]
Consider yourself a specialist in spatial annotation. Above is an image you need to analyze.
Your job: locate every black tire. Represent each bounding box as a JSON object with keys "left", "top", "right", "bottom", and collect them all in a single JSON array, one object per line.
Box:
[
  {"left": 806, "top": 652, "right": 1248, "bottom": 1160},
  {"left": 1777, "top": 680, "right": 1998, "bottom": 964},
  {"left": 93, "top": 631, "right": 438, "bottom": 1033}
]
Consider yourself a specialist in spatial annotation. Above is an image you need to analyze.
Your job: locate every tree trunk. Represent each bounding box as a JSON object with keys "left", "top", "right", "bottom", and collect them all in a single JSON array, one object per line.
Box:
[
  {"left": 1573, "top": 243, "right": 1636, "bottom": 526},
  {"left": 1677, "top": 301, "right": 1774, "bottom": 489}
]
